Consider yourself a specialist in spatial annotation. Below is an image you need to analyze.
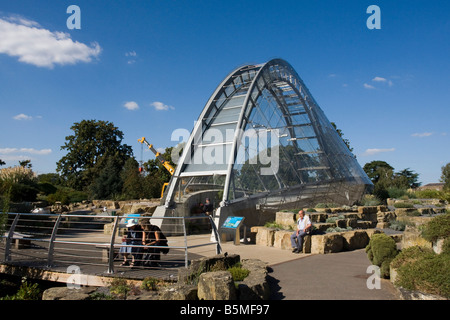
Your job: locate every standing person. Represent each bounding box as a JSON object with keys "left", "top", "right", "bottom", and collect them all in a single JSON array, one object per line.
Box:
[
  {"left": 290, "top": 210, "right": 311, "bottom": 253},
  {"left": 202, "top": 198, "right": 213, "bottom": 216},
  {"left": 142, "top": 220, "right": 169, "bottom": 267},
  {"left": 119, "top": 220, "right": 143, "bottom": 267}
]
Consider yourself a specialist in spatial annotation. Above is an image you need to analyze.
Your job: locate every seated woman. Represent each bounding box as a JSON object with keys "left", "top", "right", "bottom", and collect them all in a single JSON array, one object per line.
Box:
[
  {"left": 141, "top": 220, "right": 168, "bottom": 267},
  {"left": 119, "top": 220, "right": 143, "bottom": 267}
]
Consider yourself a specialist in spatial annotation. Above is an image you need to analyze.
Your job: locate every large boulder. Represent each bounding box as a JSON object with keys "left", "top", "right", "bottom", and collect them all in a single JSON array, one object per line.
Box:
[
  {"left": 342, "top": 230, "right": 370, "bottom": 251},
  {"left": 275, "top": 211, "right": 296, "bottom": 229},
  {"left": 273, "top": 230, "right": 293, "bottom": 250},
  {"left": 401, "top": 225, "right": 432, "bottom": 250},
  {"left": 309, "top": 213, "right": 327, "bottom": 223},
  {"left": 311, "top": 233, "right": 344, "bottom": 254},
  {"left": 158, "top": 284, "right": 198, "bottom": 300},
  {"left": 254, "top": 227, "right": 276, "bottom": 247},
  {"left": 197, "top": 271, "right": 237, "bottom": 300},
  {"left": 237, "top": 259, "right": 270, "bottom": 300},
  {"left": 42, "top": 287, "right": 97, "bottom": 300}
]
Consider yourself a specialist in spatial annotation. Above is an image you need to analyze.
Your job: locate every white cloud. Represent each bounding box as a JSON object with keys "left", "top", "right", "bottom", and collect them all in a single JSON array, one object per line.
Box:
[
  {"left": 362, "top": 148, "right": 395, "bottom": 156},
  {"left": 372, "top": 76, "right": 393, "bottom": 87},
  {"left": 125, "top": 51, "right": 137, "bottom": 64},
  {"left": 123, "top": 101, "right": 139, "bottom": 110},
  {"left": 151, "top": 101, "right": 174, "bottom": 111},
  {"left": 411, "top": 132, "right": 433, "bottom": 138},
  {"left": 0, "top": 148, "right": 52, "bottom": 155},
  {"left": 0, "top": 16, "right": 101, "bottom": 68},
  {"left": 372, "top": 76, "right": 387, "bottom": 82},
  {"left": 13, "top": 113, "right": 32, "bottom": 120},
  {"left": 363, "top": 83, "right": 376, "bottom": 89}
]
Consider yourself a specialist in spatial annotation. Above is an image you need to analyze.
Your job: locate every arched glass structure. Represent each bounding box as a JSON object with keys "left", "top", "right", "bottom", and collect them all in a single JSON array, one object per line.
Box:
[{"left": 164, "top": 59, "right": 372, "bottom": 214}]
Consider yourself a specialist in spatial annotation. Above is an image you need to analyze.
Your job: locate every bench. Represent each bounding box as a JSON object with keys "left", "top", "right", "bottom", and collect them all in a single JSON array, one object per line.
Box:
[{"left": 7, "top": 232, "right": 34, "bottom": 249}]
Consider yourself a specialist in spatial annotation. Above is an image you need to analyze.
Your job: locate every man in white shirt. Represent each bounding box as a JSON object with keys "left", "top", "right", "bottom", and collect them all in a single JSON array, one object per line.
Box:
[{"left": 290, "top": 210, "right": 312, "bottom": 253}]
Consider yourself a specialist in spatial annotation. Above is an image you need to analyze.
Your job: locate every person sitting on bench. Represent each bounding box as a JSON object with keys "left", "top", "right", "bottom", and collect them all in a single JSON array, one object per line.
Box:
[{"left": 290, "top": 210, "right": 311, "bottom": 253}]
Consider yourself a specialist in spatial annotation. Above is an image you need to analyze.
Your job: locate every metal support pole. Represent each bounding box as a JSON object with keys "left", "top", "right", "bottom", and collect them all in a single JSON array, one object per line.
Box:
[
  {"left": 107, "top": 216, "right": 119, "bottom": 274},
  {"left": 47, "top": 214, "right": 63, "bottom": 267},
  {"left": 4, "top": 213, "right": 20, "bottom": 262},
  {"left": 182, "top": 217, "right": 188, "bottom": 268},
  {"left": 208, "top": 215, "right": 222, "bottom": 254}
]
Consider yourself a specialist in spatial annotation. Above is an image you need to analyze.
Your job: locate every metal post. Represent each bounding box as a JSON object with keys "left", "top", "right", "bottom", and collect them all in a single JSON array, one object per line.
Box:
[
  {"left": 47, "top": 214, "right": 63, "bottom": 267},
  {"left": 4, "top": 213, "right": 20, "bottom": 262},
  {"left": 208, "top": 215, "right": 222, "bottom": 254},
  {"left": 107, "top": 216, "right": 119, "bottom": 274},
  {"left": 182, "top": 217, "right": 188, "bottom": 268}
]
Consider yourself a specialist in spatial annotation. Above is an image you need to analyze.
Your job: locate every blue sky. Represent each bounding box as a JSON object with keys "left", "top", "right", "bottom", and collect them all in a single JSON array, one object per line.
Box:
[{"left": 0, "top": 0, "right": 449, "bottom": 185}]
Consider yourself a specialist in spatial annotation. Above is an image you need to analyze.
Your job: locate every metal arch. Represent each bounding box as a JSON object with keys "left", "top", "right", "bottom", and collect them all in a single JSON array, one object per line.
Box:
[
  {"left": 165, "top": 58, "right": 371, "bottom": 207},
  {"left": 164, "top": 63, "right": 263, "bottom": 207},
  {"left": 222, "top": 58, "right": 326, "bottom": 202}
]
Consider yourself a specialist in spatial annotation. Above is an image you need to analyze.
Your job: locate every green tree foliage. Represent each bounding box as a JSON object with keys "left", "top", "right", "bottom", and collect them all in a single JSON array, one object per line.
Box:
[
  {"left": 441, "top": 162, "right": 450, "bottom": 191},
  {"left": 363, "top": 160, "right": 421, "bottom": 201},
  {"left": 0, "top": 165, "right": 39, "bottom": 202},
  {"left": 88, "top": 156, "right": 124, "bottom": 199},
  {"left": 121, "top": 158, "right": 144, "bottom": 200},
  {"left": 395, "top": 168, "right": 420, "bottom": 189},
  {"left": 331, "top": 122, "right": 353, "bottom": 153},
  {"left": 56, "top": 120, "right": 133, "bottom": 191},
  {"left": 363, "top": 161, "right": 394, "bottom": 184}
]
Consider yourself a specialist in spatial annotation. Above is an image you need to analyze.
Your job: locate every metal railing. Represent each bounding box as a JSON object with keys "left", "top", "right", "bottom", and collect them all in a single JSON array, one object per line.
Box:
[{"left": 0, "top": 212, "right": 221, "bottom": 276}]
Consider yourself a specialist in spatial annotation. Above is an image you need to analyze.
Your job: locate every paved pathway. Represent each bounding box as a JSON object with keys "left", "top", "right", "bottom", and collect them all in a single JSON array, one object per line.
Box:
[{"left": 266, "top": 249, "right": 399, "bottom": 300}]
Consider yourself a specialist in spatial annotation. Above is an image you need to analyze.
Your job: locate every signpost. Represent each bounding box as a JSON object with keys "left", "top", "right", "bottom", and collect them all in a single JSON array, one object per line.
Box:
[{"left": 221, "top": 216, "right": 245, "bottom": 245}]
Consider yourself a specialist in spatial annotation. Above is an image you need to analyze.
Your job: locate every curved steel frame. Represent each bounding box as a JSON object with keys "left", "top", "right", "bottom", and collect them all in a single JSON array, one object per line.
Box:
[{"left": 165, "top": 59, "right": 372, "bottom": 209}]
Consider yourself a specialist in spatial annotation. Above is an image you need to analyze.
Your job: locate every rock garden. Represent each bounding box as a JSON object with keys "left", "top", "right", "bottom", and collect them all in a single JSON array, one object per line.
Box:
[{"left": 250, "top": 199, "right": 449, "bottom": 300}]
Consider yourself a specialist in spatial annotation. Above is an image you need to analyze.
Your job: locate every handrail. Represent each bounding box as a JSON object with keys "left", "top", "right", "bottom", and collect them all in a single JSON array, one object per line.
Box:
[{"left": 0, "top": 212, "right": 221, "bottom": 273}]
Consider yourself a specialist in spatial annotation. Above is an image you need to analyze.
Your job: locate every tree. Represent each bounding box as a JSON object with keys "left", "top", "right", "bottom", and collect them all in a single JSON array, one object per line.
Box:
[
  {"left": 363, "top": 160, "right": 421, "bottom": 201},
  {"left": 441, "top": 163, "right": 450, "bottom": 191},
  {"left": 88, "top": 155, "right": 124, "bottom": 199},
  {"left": 395, "top": 168, "right": 421, "bottom": 189},
  {"left": 121, "top": 157, "right": 145, "bottom": 199},
  {"left": 56, "top": 120, "right": 133, "bottom": 191},
  {"left": 19, "top": 160, "right": 32, "bottom": 168},
  {"left": 0, "top": 159, "right": 5, "bottom": 167},
  {"left": 363, "top": 161, "right": 394, "bottom": 184},
  {"left": 331, "top": 122, "right": 353, "bottom": 153}
]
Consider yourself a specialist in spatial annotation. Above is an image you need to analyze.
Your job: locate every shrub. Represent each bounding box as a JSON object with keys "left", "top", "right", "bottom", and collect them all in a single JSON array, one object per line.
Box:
[
  {"left": 406, "top": 210, "right": 421, "bottom": 217},
  {"left": 109, "top": 278, "right": 131, "bottom": 299},
  {"left": 325, "top": 215, "right": 345, "bottom": 224},
  {"left": 360, "top": 194, "right": 382, "bottom": 206},
  {"left": 315, "top": 203, "right": 339, "bottom": 208},
  {"left": 389, "top": 219, "right": 406, "bottom": 231},
  {"left": 325, "top": 226, "right": 352, "bottom": 233},
  {"left": 365, "top": 233, "right": 399, "bottom": 278},
  {"left": 264, "top": 221, "right": 284, "bottom": 229},
  {"left": 0, "top": 277, "right": 41, "bottom": 300},
  {"left": 141, "top": 277, "right": 159, "bottom": 291},
  {"left": 391, "top": 246, "right": 450, "bottom": 298},
  {"left": 421, "top": 213, "right": 450, "bottom": 243},
  {"left": 414, "top": 189, "right": 442, "bottom": 199},
  {"left": 387, "top": 187, "right": 415, "bottom": 200},
  {"left": 393, "top": 202, "right": 414, "bottom": 208},
  {"left": 228, "top": 266, "right": 250, "bottom": 282}
]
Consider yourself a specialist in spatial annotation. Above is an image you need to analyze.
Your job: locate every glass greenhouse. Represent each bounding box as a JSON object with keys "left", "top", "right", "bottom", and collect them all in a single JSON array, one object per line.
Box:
[{"left": 162, "top": 59, "right": 373, "bottom": 216}]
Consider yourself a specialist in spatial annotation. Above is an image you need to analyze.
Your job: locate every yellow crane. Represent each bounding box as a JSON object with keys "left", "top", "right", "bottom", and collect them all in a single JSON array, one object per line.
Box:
[{"left": 138, "top": 137, "right": 174, "bottom": 198}]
